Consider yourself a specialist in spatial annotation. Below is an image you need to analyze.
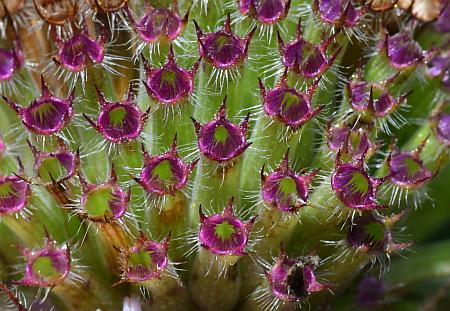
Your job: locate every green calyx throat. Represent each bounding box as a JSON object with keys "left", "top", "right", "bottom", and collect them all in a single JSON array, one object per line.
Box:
[
  {"left": 32, "top": 102, "right": 56, "bottom": 123},
  {"left": 347, "top": 171, "right": 369, "bottom": 195},
  {"left": 0, "top": 181, "right": 16, "bottom": 198},
  {"left": 365, "top": 222, "right": 385, "bottom": 244},
  {"left": 152, "top": 160, "right": 174, "bottom": 183},
  {"left": 215, "top": 221, "right": 236, "bottom": 241},
  {"left": 213, "top": 125, "right": 229, "bottom": 143},
  {"left": 39, "top": 157, "right": 66, "bottom": 183},
  {"left": 32, "top": 256, "right": 60, "bottom": 279},
  {"left": 84, "top": 187, "right": 115, "bottom": 217},
  {"left": 403, "top": 157, "right": 422, "bottom": 177},
  {"left": 129, "top": 248, "right": 153, "bottom": 268},
  {"left": 108, "top": 106, "right": 128, "bottom": 128},
  {"left": 281, "top": 92, "right": 301, "bottom": 113},
  {"left": 278, "top": 177, "right": 298, "bottom": 196}
]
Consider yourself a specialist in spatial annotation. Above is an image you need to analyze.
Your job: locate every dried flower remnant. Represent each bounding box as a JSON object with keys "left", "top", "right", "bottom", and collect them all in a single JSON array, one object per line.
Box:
[
  {"left": 83, "top": 84, "right": 150, "bottom": 144},
  {"left": 192, "top": 97, "right": 251, "bottom": 163},
  {"left": 33, "top": 0, "right": 78, "bottom": 26},
  {"left": 2, "top": 76, "right": 74, "bottom": 135},
  {"left": 194, "top": 14, "right": 255, "bottom": 70},
  {"left": 261, "top": 150, "right": 318, "bottom": 213},
  {"left": 142, "top": 46, "right": 200, "bottom": 105},
  {"left": 259, "top": 70, "right": 324, "bottom": 129},
  {"left": 133, "top": 136, "right": 198, "bottom": 196},
  {"left": 198, "top": 199, "right": 256, "bottom": 257},
  {"left": 278, "top": 20, "right": 341, "bottom": 78},
  {"left": 88, "top": 0, "right": 128, "bottom": 13},
  {"left": 238, "top": 0, "right": 291, "bottom": 24},
  {"left": 370, "top": 0, "right": 397, "bottom": 11},
  {"left": 398, "top": 0, "right": 443, "bottom": 22},
  {"left": 331, "top": 151, "right": 387, "bottom": 210}
]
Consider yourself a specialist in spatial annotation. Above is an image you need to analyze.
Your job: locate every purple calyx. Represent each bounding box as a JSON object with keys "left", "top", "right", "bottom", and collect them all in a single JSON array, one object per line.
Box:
[
  {"left": 2, "top": 76, "right": 74, "bottom": 135},
  {"left": 27, "top": 138, "right": 80, "bottom": 185},
  {"left": 18, "top": 237, "right": 71, "bottom": 288},
  {"left": 436, "top": 2, "right": 450, "bottom": 33},
  {"left": 194, "top": 14, "right": 256, "bottom": 70},
  {"left": 266, "top": 249, "right": 327, "bottom": 302},
  {"left": 192, "top": 97, "right": 251, "bottom": 163},
  {"left": 0, "top": 41, "right": 24, "bottom": 81},
  {"left": 133, "top": 136, "right": 198, "bottom": 196},
  {"left": 142, "top": 46, "right": 200, "bottom": 105},
  {"left": 278, "top": 20, "right": 342, "bottom": 78},
  {"left": 326, "top": 123, "right": 375, "bottom": 160},
  {"left": 331, "top": 151, "right": 387, "bottom": 210},
  {"left": 34, "top": 0, "right": 78, "bottom": 26},
  {"left": 0, "top": 173, "right": 31, "bottom": 216},
  {"left": 83, "top": 84, "right": 150, "bottom": 144},
  {"left": 53, "top": 27, "right": 106, "bottom": 72},
  {"left": 259, "top": 69, "right": 324, "bottom": 129},
  {"left": 78, "top": 165, "right": 130, "bottom": 222},
  {"left": 348, "top": 212, "right": 411, "bottom": 254},
  {"left": 261, "top": 150, "right": 318, "bottom": 213},
  {"left": 126, "top": 1, "right": 189, "bottom": 43},
  {"left": 356, "top": 275, "right": 385, "bottom": 307},
  {"left": 384, "top": 30, "right": 425, "bottom": 70},
  {"left": 120, "top": 233, "right": 170, "bottom": 283},
  {"left": 314, "top": 0, "right": 365, "bottom": 28},
  {"left": 238, "top": 0, "right": 291, "bottom": 24},
  {"left": 198, "top": 199, "right": 256, "bottom": 256},
  {"left": 347, "top": 73, "right": 410, "bottom": 118},
  {"left": 387, "top": 140, "right": 433, "bottom": 189},
  {"left": 432, "top": 108, "right": 450, "bottom": 146}
]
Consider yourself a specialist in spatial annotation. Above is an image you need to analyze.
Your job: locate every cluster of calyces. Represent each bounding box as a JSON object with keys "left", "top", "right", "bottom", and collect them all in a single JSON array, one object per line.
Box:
[
  {"left": 116, "top": 232, "right": 172, "bottom": 285},
  {"left": 346, "top": 211, "right": 411, "bottom": 257},
  {"left": 397, "top": 0, "right": 445, "bottom": 22},
  {"left": 33, "top": 0, "right": 79, "bottom": 29},
  {"left": 238, "top": 0, "right": 291, "bottom": 25},
  {"left": 2, "top": 76, "right": 74, "bottom": 136},
  {"left": 278, "top": 19, "right": 342, "bottom": 79},
  {"left": 259, "top": 69, "right": 324, "bottom": 131},
  {"left": 426, "top": 45, "right": 450, "bottom": 91},
  {"left": 261, "top": 150, "right": 318, "bottom": 214},
  {"left": 142, "top": 46, "right": 200, "bottom": 105},
  {"left": 193, "top": 14, "right": 255, "bottom": 84},
  {"left": 192, "top": 97, "right": 251, "bottom": 164},
  {"left": 126, "top": 0, "right": 189, "bottom": 48},
  {"left": 198, "top": 199, "right": 256, "bottom": 262},
  {"left": 312, "top": 0, "right": 369, "bottom": 29},
  {"left": 24, "top": 138, "right": 79, "bottom": 206},
  {"left": 83, "top": 83, "right": 150, "bottom": 144},
  {"left": 133, "top": 135, "right": 198, "bottom": 198},
  {"left": 257, "top": 247, "right": 327, "bottom": 308},
  {"left": 346, "top": 70, "right": 411, "bottom": 133},
  {"left": 76, "top": 164, "right": 130, "bottom": 223},
  {"left": 381, "top": 28, "right": 431, "bottom": 71},
  {"left": 326, "top": 121, "right": 377, "bottom": 161},
  {"left": 430, "top": 103, "right": 450, "bottom": 147},
  {"left": 0, "top": 40, "right": 24, "bottom": 83},
  {"left": 0, "top": 161, "right": 32, "bottom": 217},
  {"left": 331, "top": 150, "right": 388, "bottom": 211},
  {"left": 15, "top": 233, "right": 79, "bottom": 288}
]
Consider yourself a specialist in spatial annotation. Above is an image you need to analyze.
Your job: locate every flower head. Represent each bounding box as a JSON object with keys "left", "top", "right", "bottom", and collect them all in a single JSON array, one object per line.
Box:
[
  {"left": 83, "top": 83, "right": 150, "bottom": 144},
  {"left": 134, "top": 136, "right": 198, "bottom": 196},
  {"left": 0, "top": 41, "right": 24, "bottom": 82},
  {"left": 119, "top": 233, "right": 170, "bottom": 283},
  {"left": 2, "top": 76, "right": 74, "bottom": 135},
  {"left": 142, "top": 46, "right": 200, "bottom": 105},
  {"left": 238, "top": 0, "right": 291, "bottom": 24},
  {"left": 261, "top": 150, "right": 318, "bottom": 213},
  {"left": 198, "top": 199, "right": 256, "bottom": 256},
  {"left": 265, "top": 249, "right": 327, "bottom": 302},
  {"left": 192, "top": 97, "right": 251, "bottom": 162},
  {"left": 347, "top": 212, "right": 411, "bottom": 254},
  {"left": 278, "top": 20, "right": 341, "bottom": 78},
  {"left": 53, "top": 27, "right": 105, "bottom": 72},
  {"left": 126, "top": 1, "right": 189, "bottom": 44},
  {"left": 78, "top": 165, "right": 130, "bottom": 222},
  {"left": 194, "top": 14, "right": 255, "bottom": 70},
  {"left": 386, "top": 139, "right": 433, "bottom": 189},
  {"left": 18, "top": 237, "right": 71, "bottom": 287},
  {"left": 259, "top": 70, "right": 324, "bottom": 129},
  {"left": 331, "top": 151, "right": 387, "bottom": 210}
]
